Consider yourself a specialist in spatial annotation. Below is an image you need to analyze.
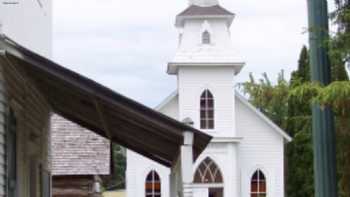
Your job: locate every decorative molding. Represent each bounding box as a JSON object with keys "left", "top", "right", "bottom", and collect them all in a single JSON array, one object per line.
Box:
[
  {"left": 167, "top": 62, "right": 245, "bottom": 75},
  {"left": 191, "top": 183, "right": 224, "bottom": 188},
  {"left": 211, "top": 137, "right": 243, "bottom": 143}
]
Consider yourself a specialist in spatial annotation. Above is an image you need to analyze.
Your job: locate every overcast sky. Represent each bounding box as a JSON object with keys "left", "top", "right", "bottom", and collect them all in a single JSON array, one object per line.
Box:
[{"left": 53, "top": 0, "right": 318, "bottom": 107}]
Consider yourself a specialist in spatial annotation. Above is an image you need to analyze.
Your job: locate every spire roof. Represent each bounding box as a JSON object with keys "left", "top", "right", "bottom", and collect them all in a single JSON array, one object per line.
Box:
[
  {"left": 178, "top": 5, "right": 234, "bottom": 17},
  {"left": 175, "top": 4, "right": 235, "bottom": 27}
]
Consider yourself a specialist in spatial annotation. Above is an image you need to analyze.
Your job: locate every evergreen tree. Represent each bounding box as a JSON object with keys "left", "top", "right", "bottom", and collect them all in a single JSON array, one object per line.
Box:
[
  {"left": 330, "top": 2, "right": 350, "bottom": 195},
  {"left": 286, "top": 47, "right": 314, "bottom": 197},
  {"left": 331, "top": 0, "right": 350, "bottom": 68},
  {"left": 291, "top": 46, "right": 310, "bottom": 83}
]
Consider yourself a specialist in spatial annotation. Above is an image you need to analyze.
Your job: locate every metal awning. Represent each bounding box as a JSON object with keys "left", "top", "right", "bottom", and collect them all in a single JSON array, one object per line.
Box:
[{"left": 0, "top": 35, "right": 212, "bottom": 167}]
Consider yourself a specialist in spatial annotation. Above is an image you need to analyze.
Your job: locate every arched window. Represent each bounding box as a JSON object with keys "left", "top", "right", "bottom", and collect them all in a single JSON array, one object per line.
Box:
[
  {"left": 251, "top": 169, "right": 266, "bottom": 197},
  {"left": 200, "top": 90, "right": 214, "bottom": 129},
  {"left": 194, "top": 157, "right": 223, "bottom": 183},
  {"left": 145, "top": 170, "right": 161, "bottom": 197},
  {"left": 202, "top": 31, "right": 211, "bottom": 44}
]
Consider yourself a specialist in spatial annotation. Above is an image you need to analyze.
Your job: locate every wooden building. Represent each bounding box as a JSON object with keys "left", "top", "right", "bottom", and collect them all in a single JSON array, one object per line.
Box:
[{"left": 51, "top": 115, "right": 111, "bottom": 197}]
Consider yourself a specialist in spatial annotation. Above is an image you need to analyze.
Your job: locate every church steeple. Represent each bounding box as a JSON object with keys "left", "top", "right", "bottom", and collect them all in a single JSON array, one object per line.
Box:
[
  {"left": 168, "top": 0, "right": 244, "bottom": 137},
  {"left": 169, "top": 0, "right": 243, "bottom": 75},
  {"left": 189, "top": 0, "right": 219, "bottom": 7}
]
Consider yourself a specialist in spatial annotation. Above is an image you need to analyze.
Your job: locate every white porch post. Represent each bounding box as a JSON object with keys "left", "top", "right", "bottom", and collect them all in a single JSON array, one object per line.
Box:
[
  {"left": 170, "top": 118, "right": 195, "bottom": 197},
  {"left": 181, "top": 131, "right": 194, "bottom": 197},
  {"left": 169, "top": 171, "right": 177, "bottom": 197}
]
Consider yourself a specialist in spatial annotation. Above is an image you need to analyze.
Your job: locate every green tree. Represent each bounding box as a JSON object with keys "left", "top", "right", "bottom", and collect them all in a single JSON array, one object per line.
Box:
[
  {"left": 102, "top": 143, "right": 126, "bottom": 190},
  {"left": 242, "top": 71, "right": 289, "bottom": 128},
  {"left": 286, "top": 46, "right": 314, "bottom": 197},
  {"left": 331, "top": 0, "right": 350, "bottom": 66},
  {"left": 243, "top": 47, "right": 315, "bottom": 197},
  {"left": 243, "top": 44, "right": 350, "bottom": 197},
  {"left": 290, "top": 81, "right": 350, "bottom": 197}
]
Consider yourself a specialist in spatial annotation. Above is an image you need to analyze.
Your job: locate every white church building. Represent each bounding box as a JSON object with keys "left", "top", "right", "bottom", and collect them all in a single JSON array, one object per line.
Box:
[{"left": 126, "top": 1, "right": 292, "bottom": 197}]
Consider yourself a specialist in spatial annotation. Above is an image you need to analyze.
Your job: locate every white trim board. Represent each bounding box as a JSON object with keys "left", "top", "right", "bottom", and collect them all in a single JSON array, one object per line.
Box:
[{"left": 154, "top": 90, "right": 178, "bottom": 111}]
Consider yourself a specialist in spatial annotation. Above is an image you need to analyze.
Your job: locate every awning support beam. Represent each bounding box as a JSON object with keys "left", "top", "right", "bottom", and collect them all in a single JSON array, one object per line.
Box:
[{"left": 93, "top": 98, "right": 112, "bottom": 139}]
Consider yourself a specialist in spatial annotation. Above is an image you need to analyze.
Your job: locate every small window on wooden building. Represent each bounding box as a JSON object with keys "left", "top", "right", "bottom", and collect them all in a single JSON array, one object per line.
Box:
[
  {"left": 145, "top": 170, "right": 161, "bottom": 197},
  {"left": 200, "top": 90, "right": 214, "bottom": 129},
  {"left": 202, "top": 31, "right": 211, "bottom": 44},
  {"left": 251, "top": 169, "right": 266, "bottom": 197}
]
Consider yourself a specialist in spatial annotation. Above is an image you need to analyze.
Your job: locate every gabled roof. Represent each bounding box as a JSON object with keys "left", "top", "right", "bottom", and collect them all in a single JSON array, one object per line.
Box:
[
  {"left": 235, "top": 92, "right": 292, "bottom": 142},
  {"left": 51, "top": 114, "right": 111, "bottom": 176},
  {"left": 177, "top": 5, "right": 234, "bottom": 17},
  {"left": 156, "top": 90, "right": 292, "bottom": 142},
  {"left": 0, "top": 35, "right": 212, "bottom": 167},
  {"left": 155, "top": 90, "right": 178, "bottom": 110}
]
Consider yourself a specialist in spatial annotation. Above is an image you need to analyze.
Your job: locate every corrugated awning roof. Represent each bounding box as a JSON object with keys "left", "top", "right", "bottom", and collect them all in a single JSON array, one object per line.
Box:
[{"left": 0, "top": 35, "right": 212, "bottom": 167}]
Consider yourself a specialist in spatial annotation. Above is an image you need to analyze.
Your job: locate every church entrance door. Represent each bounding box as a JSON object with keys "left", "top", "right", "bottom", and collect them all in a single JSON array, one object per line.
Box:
[
  {"left": 193, "top": 186, "right": 223, "bottom": 197},
  {"left": 209, "top": 188, "right": 223, "bottom": 197}
]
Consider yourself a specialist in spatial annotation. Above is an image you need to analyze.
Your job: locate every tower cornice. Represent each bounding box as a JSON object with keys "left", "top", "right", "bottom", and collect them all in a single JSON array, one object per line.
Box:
[{"left": 167, "top": 62, "right": 245, "bottom": 75}]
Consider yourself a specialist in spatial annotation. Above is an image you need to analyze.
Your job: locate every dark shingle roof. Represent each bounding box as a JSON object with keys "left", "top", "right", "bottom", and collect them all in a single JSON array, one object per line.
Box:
[{"left": 178, "top": 5, "right": 234, "bottom": 17}]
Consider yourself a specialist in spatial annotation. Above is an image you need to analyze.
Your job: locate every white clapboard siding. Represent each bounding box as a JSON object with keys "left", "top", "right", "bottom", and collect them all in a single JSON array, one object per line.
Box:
[{"left": 236, "top": 97, "right": 285, "bottom": 197}]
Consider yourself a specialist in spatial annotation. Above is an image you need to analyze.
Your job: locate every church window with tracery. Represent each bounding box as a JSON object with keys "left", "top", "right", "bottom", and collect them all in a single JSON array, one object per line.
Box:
[{"left": 194, "top": 157, "right": 223, "bottom": 183}]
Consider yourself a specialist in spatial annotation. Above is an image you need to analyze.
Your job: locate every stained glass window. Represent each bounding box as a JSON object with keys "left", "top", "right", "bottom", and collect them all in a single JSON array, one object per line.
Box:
[
  {"left": 145, "top": 170, "right": 161, "bottom": 197},
  {"left": 251, "top": 169, "right": 266, "bottom": 197}
]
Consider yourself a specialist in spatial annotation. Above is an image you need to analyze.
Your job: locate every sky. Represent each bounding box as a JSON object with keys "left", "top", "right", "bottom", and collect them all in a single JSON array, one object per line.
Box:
[{"left": 53, "top": 0, "right": 312, "bottom": 107}]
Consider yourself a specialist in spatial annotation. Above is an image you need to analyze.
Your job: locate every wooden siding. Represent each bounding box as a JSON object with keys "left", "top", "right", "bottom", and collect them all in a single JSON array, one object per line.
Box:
[
  {"left": 0, "top": 57, "right": 52, "bottom": 197},
  {"left": 0, "top": 60, "right": 7, "bottom": 197},
  {"left": 52, "top": 175, "right": 95, "bottom": 197}
]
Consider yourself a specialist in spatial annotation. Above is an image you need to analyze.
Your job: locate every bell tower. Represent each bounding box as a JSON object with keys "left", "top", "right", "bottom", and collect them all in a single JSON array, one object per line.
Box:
[{"left": 168, "top": 0, "right": 245, "bottom": 137}]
